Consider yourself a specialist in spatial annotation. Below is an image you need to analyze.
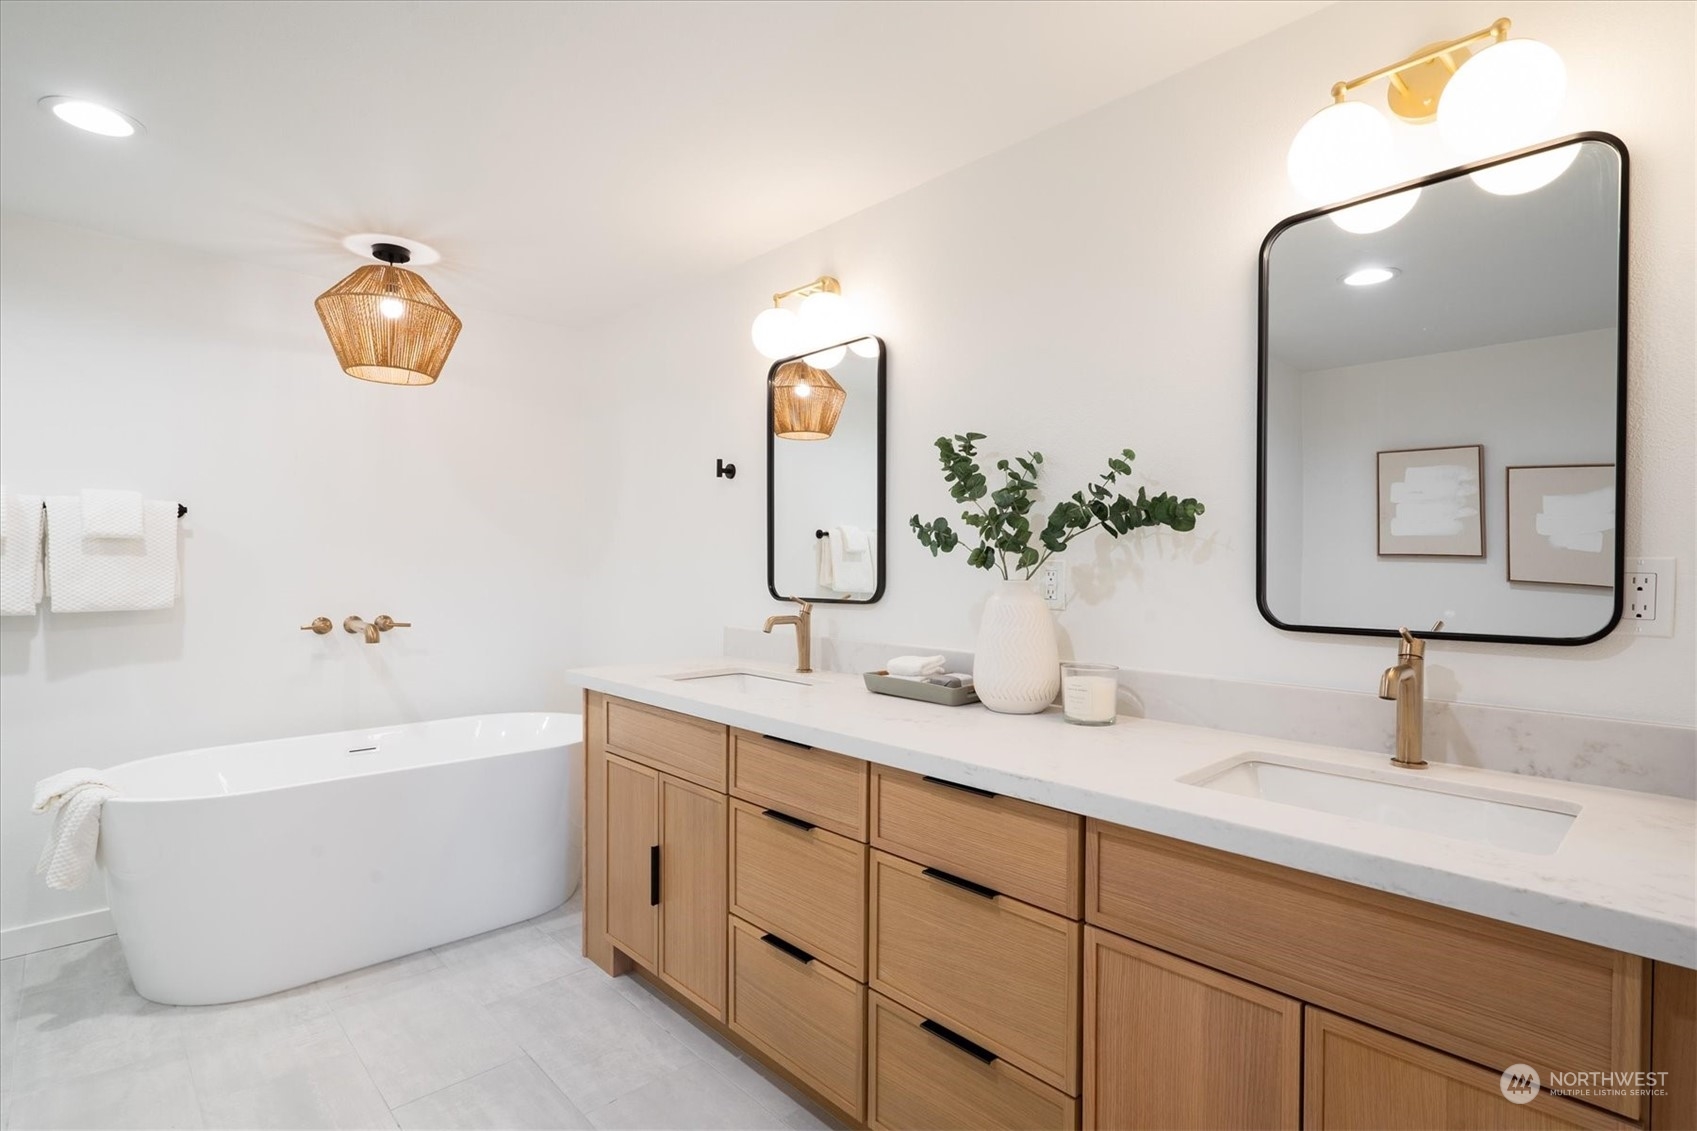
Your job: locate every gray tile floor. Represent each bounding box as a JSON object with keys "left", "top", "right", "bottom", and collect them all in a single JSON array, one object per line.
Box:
[{"left": 0, "top": 895, "right": 840, "bottom": 1131}]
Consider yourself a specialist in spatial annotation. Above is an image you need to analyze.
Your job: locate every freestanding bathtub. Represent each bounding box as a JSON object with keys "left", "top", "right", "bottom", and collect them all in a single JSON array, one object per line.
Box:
[{"left": 99, "top": 712, "right": 581, "bottom": 1005}]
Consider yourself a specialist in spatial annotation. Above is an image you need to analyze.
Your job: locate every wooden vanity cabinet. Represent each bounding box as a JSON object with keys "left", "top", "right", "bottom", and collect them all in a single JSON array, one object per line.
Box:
[{"left": 1084, "top": 928, "right": 1301, "bottom": 1130}]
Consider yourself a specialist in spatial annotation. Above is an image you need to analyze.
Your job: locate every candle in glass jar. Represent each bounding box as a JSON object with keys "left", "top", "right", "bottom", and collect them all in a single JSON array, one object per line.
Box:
[{"left": 1061, "top": 663, "right": 1118, "bottom": 726}]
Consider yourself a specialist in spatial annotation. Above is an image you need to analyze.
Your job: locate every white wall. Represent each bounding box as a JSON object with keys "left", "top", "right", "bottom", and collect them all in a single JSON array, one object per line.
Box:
[
  {"left": 0, "top": 216, "right": 588, "bottom": 938},
  {"left": 1276, "top": 329, "right": 1617, "bottom": 636},
  {"left": 570, "top": 0, "right": 1696, "bottom": 730}
]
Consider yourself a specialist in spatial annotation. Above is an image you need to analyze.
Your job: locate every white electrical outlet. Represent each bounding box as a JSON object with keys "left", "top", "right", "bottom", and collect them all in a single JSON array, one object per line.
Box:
[
  {"left": 1626, "top": 557, "right": 1675, "bottom": 637},
  {"left": 1039, "top": 561, "right": 1068, "bottom": 610}
]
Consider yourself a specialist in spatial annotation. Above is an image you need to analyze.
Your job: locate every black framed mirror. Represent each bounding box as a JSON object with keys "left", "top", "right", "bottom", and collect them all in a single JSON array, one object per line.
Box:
[
  {"left": 1257, "top": 133, "right": 1628, "bottom": 645},
  {"left": 767, "top": 336, "right": 886, "bottom": 603}
]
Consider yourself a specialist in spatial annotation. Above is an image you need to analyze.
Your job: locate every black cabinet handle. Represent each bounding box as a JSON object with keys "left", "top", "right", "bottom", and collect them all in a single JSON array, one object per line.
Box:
[
  {"left": 922, "top": 775, "right": 997, "bottom": 799},
  {"left": 760, "top": 734, "right": 812, "bottom": 750},
  {"left": 920, "top": 1019, "right": 997, "bottom": 1064},
  {"left": 759, "top": 933, "right": 816, "bottom": 964},
  {"left": 762, "top": 808, "right": 816, "bottom": 832},
  {"left": 649, "top": 845, "right": 660, "bottom": 906},
  {"left": 922, "top": 866, "right": 999, "bottom": 901}
]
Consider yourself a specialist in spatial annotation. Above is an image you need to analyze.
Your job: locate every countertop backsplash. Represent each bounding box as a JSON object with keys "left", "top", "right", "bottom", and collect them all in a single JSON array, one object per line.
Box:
[{"left": 722, "top": 626, "right": 1697, "bottom": 799}]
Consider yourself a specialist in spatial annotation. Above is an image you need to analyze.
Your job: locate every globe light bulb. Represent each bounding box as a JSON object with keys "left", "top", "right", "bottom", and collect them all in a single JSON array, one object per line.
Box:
[
  {"left": 797, "top": 290, "right": 846, "bottom": 343},
  {"left": 1287, "top": 101, "right": 1395, "bottom": 204},
  {"left": 1468, "top": 143, "right": 1580, "bottom": 195},
  {"left": 751, "top": 307, "right": 798, "bottom": 359},
  {"left": 848, "top": 336, "right": 880, "bottom": 358},
  {"left": 379, "top": 296, "right": 406, "bottom": 320},
  {"left": 794, "top": 381, "right": 812, "bottom": 399},
  {"left": 1439, "top": 39, "right": 1566, "bottom": 161},
  {"left": 807, "top": 346, "right": 847, "bottom": 369},
  {"left": 1330, "top": 187, "right": 1420, "bottom": 234}
]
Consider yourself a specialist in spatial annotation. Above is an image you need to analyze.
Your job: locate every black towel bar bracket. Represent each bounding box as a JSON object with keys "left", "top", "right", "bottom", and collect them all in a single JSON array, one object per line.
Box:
[{"left": 816, "top": 529, "right": 828, "bottom": 538}]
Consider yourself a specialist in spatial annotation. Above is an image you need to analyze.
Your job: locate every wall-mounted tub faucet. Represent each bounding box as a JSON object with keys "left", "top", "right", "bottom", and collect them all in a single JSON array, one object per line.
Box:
[{"left": 344, "top": 615, "right": 411, "bottom": 644}]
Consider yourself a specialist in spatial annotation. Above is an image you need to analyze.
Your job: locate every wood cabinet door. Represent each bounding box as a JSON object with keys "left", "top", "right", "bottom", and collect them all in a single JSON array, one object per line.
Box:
[
  {"left": 658, "top": 773, "right": 727, "bottom": 1018},
  {"left": 1085, "top": 927, "right": 1300, "bottom": 1130},
  {"left": 603, "top": 753, "right": 659, "bottom": 969},
  {"left": 1305, "top": 1009, "right": 1629, "bottom": 1130}
]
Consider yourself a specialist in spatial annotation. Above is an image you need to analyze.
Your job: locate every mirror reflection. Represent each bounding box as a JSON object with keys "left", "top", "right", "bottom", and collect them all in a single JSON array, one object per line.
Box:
[
  {"left": 1260, "top": 137, "right": 1624, "bottom": 643},
  {"left": 769, "top": 337, "right": 884, "bottom": 603}
]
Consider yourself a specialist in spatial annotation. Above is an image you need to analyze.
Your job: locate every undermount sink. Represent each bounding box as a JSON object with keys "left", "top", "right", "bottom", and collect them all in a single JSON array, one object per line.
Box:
[
  {"left": 1181, "top": 754, "right": 1579, "bottom": 854},
  {"left": 664, "top": 668, "right": 812, "bottom": 693}
]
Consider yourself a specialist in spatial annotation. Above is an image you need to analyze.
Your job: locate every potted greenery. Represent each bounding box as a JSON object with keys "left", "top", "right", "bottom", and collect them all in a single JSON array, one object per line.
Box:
[{"left": 911, "top": 433, "right": 1205, "bottom": 714}]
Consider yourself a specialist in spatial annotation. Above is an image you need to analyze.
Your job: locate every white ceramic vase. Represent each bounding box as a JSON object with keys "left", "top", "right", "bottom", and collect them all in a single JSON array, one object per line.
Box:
[{"left": 974, "top": 579, "right": 1061, "bottom": 714}]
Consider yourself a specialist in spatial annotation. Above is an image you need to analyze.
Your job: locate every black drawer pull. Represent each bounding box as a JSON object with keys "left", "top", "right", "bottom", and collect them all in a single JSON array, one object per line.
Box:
[
  {"left": 760, "top": 733, "right": 813, "bottom": 750},
  {"left": 762, "top": 808, "right": 816, "bottom": 832},
  {"left": 922, "top": 775, "right": 996, "bottom": 799},
  {"left": 649, "top": 845, "right": 661, "bottom": 906},
  {"left": 922, "top": 866, "right": 999, "bottom": 901},
  {"left": 920, "top": 1019, "right": 998, "bottom": 1064},
  {"left": 759, "top": 933, "right": 816, "bottom": 964}
]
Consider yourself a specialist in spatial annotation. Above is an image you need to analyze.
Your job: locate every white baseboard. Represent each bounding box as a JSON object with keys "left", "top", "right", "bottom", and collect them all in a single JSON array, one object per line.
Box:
[{"left": 1, "top": 907, "right": 114, "bottom": 960}]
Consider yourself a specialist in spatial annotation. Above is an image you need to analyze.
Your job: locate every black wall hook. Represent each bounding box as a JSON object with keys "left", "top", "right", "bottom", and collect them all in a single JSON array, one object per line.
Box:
[{"left": 716, "top": 459, "right": 736, "bottom": 480}]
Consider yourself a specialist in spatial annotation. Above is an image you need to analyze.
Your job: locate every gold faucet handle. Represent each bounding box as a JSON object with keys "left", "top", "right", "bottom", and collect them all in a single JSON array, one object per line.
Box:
[
  {"left": 1396, "top": 626, "right": 1427, "bottom": 658},
  {"left": 791, "top": 598, "right": 812, "bottom": 615},
  {"left": 374, "top": 615, "right": 410, "bottom": 632},
  {"left": 300, "top": 617, "right": 333, "bottom": 634}
]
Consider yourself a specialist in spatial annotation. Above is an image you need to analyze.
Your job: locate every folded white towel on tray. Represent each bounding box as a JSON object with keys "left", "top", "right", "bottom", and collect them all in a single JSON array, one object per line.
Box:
[
  {"left": 46, "top": 496, "right": 179, "bottom": 612},
  {"left": 887, "top": 654, "right": 945, "bottom": 677},
  {"left": 0, "top": 492, "right": 45, "bottom": 616},
  {"left": 81, "top": 489, "right": 146, "bottom": 539},
  {"left": 34, "top": 769, "right": 118, "bottom": 890}
]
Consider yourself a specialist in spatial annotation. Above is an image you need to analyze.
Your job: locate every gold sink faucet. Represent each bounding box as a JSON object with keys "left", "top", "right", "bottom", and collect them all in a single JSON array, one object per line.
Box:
[
  {"left": 1378, "top": 625, "right": 1432, "bottom": 769},
  {"left": 763, "top": 598, "right": 813, "bottom": 674},
  {"left": 344, "top": 615, "right": 411, "bottom": 645}
]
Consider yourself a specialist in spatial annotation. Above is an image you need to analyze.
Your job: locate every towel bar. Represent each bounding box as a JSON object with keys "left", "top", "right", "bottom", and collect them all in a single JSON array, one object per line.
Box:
[{"left": 37, "top": 502, "right": 187, "bottom": 517}]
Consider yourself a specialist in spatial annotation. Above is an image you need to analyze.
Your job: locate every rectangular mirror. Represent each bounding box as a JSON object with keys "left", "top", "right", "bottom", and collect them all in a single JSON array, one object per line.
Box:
[
  {"left": 768, "top": 336, "right": 885, "bottom": 603},
  {"left": 1258, "top": 134, "right": 1627, "bottom": 645}
]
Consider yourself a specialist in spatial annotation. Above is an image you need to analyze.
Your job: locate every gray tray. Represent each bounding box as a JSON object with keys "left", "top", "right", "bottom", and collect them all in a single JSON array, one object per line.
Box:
[{"left": 863, "top": 670, "right": 979, "bottom": 706}]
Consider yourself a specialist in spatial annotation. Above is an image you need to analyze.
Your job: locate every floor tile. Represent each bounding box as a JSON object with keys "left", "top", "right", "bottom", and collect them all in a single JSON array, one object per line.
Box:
[
  {"left": 305, "top": 949, "right": 444, "bottom": 1007},
  {"left": 527, "top": 895, "right": 583, "bottom": 937},
  {"left": 182, "top": 1009, "right": 350, "bottom": 1095},
  {"left": 2, "top": 955, "right": 22, "bottom": 1063},
  {"left": 332, "top": 972, "right": 521, "bottom": 1108},
  {"left": 488, "top": 970, "right": 696, "bottom": 1112},
  {"left": 392, "top": 1056, "right": 591, "bottom": 1130},
  {"left": 585, "top": 1060, "right": 788, "bottom": 1130},
  {"left": 20, "top": 937, "right": 127, "bottom": 992},
  {"left": 195, "top": 1051, "right": 394, "bottom": 1130},
  {"left": 611, "top": 976, "right": 745, "bottom": 1078},
  {"left": 437, "top": 931, "right": 593, "bottom": 1006},
  {"left": 7, "top": 974, "right": 185, "bottom": 1094},
  {"left": 3, "top": 1053, "right": 202, "bottom": 1129}
]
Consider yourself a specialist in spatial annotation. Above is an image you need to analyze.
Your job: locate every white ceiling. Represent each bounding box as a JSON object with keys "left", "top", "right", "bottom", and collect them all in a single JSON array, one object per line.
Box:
[
  {"left": 0, "top": 0, "right": 1329, "bottom": 327},
  {"left": 1267, "top": 140, "right": 1623, "bottom": 373}
]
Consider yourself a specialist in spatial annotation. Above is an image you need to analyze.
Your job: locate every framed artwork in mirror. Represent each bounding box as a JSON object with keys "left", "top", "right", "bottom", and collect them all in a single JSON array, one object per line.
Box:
[
  {"left": 1376, "top": 445, "right": 1484, "bottom": 557},
  {"left": 1506, "top": 464, "right": 1616, "bottom": 587}
]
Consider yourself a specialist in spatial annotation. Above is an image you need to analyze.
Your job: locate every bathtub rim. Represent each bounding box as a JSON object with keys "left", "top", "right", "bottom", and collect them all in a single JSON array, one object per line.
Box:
[{"left": 99, "top": 710, "right": 583, "bottom": 806}]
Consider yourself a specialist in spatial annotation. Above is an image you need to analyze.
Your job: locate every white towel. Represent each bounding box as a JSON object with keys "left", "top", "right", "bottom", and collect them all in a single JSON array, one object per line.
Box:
[
  {"left": 887, "top": 654, "right": 946, "bottom": 677},
  {"left": 46, "top": 496, "right": 179, "bottom": 612},
  {"left": 827, "top": 527, "right": 877, "bottom": 596},
  {"left": 81, "top": 489, "right": 145, "bottom": 539},
  {"left": 0, "top": 493, "right": 45, "bottom": 616},
  {"left": 838, "top": 524, "right": 871, "bottom": 555},
  {"left": 34, "top": 769, "right": 118, "bottom": 890}
]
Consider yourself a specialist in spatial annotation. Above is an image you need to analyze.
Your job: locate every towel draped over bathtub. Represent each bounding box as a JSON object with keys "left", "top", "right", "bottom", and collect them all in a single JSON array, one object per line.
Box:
[{"left": 34, "top": 768, "right": 118, "bottom": 890}]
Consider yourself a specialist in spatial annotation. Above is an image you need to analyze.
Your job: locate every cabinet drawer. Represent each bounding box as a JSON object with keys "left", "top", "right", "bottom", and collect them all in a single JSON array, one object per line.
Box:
[
  {"left": 868, "top": 990, "right": 1076, "bottom": 1131},
  {"left": 730, "top": 730, "right": 868, "bottom": 840},
  {"left": 603, "top": 697, "right": 727, "bottom": 790},
  {"left": 728, "top": 916, "right": 865, "bottom": 1122},
  {"left": 870, "top": 767, "right": 1081, "bottom": 917},
  {"left": 1088, "top": 821, "right": 1648, "bottom": 1121},
  {"left": 1305, "top": 1009, "right": 1629, "bottom": 1130},
  {"left": 869, "top": 849, "right": 1080, "bottom": 1093},
  {"left": 729, "top": 799, "right": 867, "bottom": 980}
]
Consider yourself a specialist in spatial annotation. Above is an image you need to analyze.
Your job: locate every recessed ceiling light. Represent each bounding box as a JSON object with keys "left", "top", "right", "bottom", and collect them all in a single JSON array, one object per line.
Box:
[
  {"left": 1343, "top": 266, "right": 1399, "bottom": 287},
  {"left": 38, "top": 96, "right": 142, "bottom": 137}
]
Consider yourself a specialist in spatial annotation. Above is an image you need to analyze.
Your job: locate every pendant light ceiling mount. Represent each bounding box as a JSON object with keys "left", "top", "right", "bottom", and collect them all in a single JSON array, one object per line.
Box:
[{"left": 316, "top": 234, "right": 461, "bottom": 387}]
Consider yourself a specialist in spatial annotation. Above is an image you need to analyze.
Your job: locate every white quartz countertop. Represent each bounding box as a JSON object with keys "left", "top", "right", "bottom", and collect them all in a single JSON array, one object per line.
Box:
[{"left": 565, "top": 661, "right": 1697, "bottom": 967}]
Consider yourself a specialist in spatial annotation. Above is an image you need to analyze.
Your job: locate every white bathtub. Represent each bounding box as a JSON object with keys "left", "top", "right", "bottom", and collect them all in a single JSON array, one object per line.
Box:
[{"left": 99, "top": 712, "right": 581, "bottom": 1005}]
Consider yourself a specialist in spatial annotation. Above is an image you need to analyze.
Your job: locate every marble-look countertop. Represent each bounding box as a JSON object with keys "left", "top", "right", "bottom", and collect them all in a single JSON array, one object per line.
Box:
[{"left": 565, "top": 661, "right": 1697, "bottom": 967}]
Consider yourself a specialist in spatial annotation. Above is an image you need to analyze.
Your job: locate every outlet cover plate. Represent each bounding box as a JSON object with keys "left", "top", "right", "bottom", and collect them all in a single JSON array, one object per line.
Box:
[
  {"left": 1039, "top": 561, "right": 1068, "bottom": 610},
  {"left": 1626, "top": 556, "right": 1675, "bottom": 637}
]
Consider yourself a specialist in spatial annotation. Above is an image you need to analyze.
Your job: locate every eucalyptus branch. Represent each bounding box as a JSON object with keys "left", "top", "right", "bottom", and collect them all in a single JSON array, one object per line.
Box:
[{"left": 911, "top": 434, "right": 1205, "bottom": 581}]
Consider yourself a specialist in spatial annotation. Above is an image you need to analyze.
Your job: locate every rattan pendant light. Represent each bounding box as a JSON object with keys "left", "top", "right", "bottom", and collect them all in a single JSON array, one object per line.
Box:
[
  {"left": 315, "top": 243, "right": 461, "bottom": 386},
  {"left": 771, "top": 359, "right": 846, "bottom": 440}
]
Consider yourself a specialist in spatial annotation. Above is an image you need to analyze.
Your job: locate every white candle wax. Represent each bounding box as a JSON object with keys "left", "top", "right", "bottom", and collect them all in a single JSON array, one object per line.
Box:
[{"left": 1063, "top": 674, "right": 1117, "bottom": 724}]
